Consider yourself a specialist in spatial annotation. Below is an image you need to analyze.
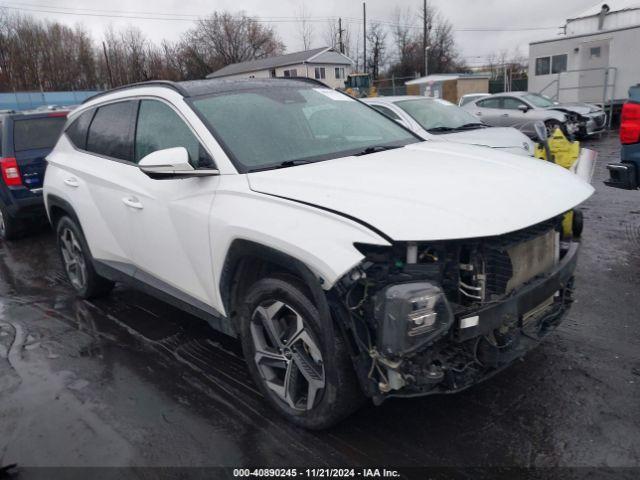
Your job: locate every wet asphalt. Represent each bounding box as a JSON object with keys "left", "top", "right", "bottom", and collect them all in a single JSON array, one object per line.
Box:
[{"left": 0, "top": 133, "right": 639, "bottom": 471}]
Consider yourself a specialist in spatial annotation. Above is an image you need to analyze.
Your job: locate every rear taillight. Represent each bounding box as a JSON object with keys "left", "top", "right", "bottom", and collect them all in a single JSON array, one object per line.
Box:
[
  {"left": 0, "top": 157, "right": 22, "bottom": 186},
  {"left": 620, "top": 102, "right": 640, "bottom": 145}
]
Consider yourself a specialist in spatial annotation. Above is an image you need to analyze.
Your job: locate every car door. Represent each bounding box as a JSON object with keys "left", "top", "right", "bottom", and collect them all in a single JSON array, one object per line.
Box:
[
  {"left": 499, "top": 96, "right": 531, "bottom": 129},
  {"left": 59, "top": 100, "right": 139, "bottom": 273},
  {"left": 470, "top": 97, "right": 503, "bottom": 127},
  {"left": 125, "top": 98, "right": 221, "bottom": 308}
]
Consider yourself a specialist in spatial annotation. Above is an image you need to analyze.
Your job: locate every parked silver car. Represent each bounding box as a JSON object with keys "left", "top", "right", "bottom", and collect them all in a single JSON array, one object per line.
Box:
[
  {"left": 463, "top": 92, "right": 607, "bottom": 139},
  {"left": 364, "top": 96, "right": 535, "bottom": 157},
  {"left": 458, "top": 93, "right": 489, "bottom": 107}
]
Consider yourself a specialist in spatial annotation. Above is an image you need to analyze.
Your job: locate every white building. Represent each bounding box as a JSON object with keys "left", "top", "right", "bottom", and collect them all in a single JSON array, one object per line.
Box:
[
  {"left": 206, "top": 47, "right": 354, "bottom": 89},
  {"left": 528, "top": 1, "right": 640, "bottom": 105}
]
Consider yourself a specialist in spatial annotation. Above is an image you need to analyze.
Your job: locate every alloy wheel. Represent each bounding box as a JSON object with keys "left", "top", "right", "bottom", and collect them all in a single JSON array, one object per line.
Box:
[
  {"left": 59, "top": 227, "right": 87, "bottom": 290},
  {"left": 250, "top": 299, "right": 325, "bottom": 411}
]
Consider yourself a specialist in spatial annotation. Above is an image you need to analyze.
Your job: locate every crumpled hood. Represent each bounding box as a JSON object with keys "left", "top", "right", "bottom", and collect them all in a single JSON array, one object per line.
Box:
[
  {"left": 548, "top": 103, "right": 602, "bottom": 116},
  {"left": 440, "top": 127, "right": 533, "bottom": 152},
  {"left": 247, "top": 142, "right": 594, "bottom": 241}
]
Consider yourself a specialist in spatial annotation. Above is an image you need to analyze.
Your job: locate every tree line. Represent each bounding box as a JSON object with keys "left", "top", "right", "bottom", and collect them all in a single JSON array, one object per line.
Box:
[{"left": 0, "top": 4, "right": 472, "bottom": 93}]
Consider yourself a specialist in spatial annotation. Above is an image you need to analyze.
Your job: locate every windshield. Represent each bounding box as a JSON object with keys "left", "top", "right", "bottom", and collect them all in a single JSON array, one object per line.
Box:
[
  {"left": 191, "top": 86, "right": 418, "bottom": 172},
  {"left": 395, "top": 98, "right": 483, "bottom": 133},
  {"left": 522, "top": 93, "right": 555, "bottom": 108}
]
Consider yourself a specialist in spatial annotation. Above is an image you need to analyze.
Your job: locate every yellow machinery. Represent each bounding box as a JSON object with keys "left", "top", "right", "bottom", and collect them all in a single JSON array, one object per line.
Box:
[
  {"left": 534, "top": 128, "right": 583, "bottom": 239},
  {"left": 344, "top": 73, "right": 378, "bottom": 98}
]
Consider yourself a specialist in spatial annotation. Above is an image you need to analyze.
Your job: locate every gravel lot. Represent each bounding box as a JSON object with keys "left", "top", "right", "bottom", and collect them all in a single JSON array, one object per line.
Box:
[{"left": 0, "top": 132, "right": 639, "bottom": 473}]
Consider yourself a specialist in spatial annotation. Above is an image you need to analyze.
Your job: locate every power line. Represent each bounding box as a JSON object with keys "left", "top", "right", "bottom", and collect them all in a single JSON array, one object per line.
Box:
[{"left": 0, "top": 2, "right": 562, "bottom": 32}]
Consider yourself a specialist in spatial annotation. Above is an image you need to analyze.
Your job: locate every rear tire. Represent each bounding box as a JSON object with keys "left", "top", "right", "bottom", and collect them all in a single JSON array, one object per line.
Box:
[
  {"left": 0, "top": 202, "right": 22, "bottom": 241},
  {"left": 55, "top": 216, "right": 114, "bottom": 299},
  {"left": 239, "top": 276, "right": 363, "bottom": 429}
]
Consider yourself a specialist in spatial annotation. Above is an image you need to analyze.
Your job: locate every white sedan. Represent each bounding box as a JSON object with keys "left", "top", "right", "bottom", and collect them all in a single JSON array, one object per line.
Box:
[{"left": 364, "top": 96, "right": 535, "bottom": 157}]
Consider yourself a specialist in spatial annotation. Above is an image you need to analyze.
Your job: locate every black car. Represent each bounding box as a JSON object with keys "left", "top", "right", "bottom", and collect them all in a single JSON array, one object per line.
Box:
[{"left": 0, "top": 109, "right": 68, "bottom": 239}]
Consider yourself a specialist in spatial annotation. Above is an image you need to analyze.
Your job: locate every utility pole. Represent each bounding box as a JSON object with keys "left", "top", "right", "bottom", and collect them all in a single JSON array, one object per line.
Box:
[
  {"left": 338, "top": 17, "right": 344, "bottom": 54},
  {"left": 423, "top": 0, "right": 430, "bottom": 77},
  {"left": 102, "top": 41, "right": 114, "bottom": 89},
  {"left": 362, "top": 1, "right": 367, "bottom": 74}
]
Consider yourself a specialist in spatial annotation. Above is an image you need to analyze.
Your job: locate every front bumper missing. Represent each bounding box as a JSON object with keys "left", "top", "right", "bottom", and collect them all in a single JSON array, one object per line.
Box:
[{"left": 380, "top": 242, "right": 580, "bottom": 400}]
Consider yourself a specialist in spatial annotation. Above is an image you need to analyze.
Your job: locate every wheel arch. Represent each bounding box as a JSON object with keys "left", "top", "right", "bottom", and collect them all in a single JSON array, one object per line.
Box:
[
  {"left": 46, "top": 194, "right": 83, "bottom": 231},
  {"left": 220, "top": 239, "right": 331, "bottom": 323}
]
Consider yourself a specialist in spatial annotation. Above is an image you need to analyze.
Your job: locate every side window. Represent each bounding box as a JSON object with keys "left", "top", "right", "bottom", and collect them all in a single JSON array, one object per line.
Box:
[
  {"left": 502, "top": 97, "right": 525, "bottom": 110},
  {"left": 65, "top": 109, "right": 95, "bottom": 150},
  {"left": 86, "top": 101, "right": 137, "bottom": 161},
  {"left": 477, "top": 97, "right": 501, "bottom": 109},
  {"left": 371, "top": 105, "right": 401, "bottom": 121},
  {"left": 134, "top": 100, "right": 214, "bottom": 168}
]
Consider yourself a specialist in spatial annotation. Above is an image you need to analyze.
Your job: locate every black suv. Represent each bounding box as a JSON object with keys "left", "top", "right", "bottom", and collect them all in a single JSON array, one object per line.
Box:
[{"left": 0, "top": 109, "right": 68, "bottom": 239}]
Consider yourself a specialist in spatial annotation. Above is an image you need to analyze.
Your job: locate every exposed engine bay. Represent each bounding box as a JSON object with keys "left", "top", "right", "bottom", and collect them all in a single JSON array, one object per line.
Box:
[{"left": 332, "top": 215, "right": 578, "bottom": 403}]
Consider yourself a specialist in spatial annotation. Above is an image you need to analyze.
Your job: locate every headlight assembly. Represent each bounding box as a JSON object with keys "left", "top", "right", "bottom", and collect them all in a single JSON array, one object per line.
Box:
[{"left": 373, "top": 281, "right": 454, "bottom": 356}]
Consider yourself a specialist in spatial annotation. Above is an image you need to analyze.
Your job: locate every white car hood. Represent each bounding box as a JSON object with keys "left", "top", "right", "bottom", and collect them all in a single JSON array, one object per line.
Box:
[
  {"left": 440, "top": 127, "right": 533, "bottom": 152},
  {"left": 247, "top": 142, "right": 594, "bottom": 241}
]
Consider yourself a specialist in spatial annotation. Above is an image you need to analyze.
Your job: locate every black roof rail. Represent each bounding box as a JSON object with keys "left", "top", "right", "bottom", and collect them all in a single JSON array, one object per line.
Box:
[
  {"left": 286, "top": 76, "right": 334, "bottom": 88},
  {"left": 82, "top": 80, "right": 189, "bottom": 104}
]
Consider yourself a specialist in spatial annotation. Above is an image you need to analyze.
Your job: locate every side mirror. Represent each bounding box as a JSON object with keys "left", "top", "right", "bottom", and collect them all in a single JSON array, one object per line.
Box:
[
  {"left": 138, "top": 147, "right": 219, "bottom": 177},
  {"left": 534, "top": 121, "right": 548, "bottom": 142},
  {"left": 518, "top": 104, "right": 530, "bottom": 113}
]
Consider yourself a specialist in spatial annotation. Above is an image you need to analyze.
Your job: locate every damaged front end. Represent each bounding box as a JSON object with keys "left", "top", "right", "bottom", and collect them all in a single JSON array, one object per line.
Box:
[{"left": 331, "top": 216, "right": 579, "bottom": 404}]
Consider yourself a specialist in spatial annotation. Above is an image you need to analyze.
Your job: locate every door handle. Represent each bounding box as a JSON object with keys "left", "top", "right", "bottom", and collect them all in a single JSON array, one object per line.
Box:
[
  {"left": 501, "top": 113, "right": 509, "bottom": 117},
  {"left": 122, "top": 196, "right": 143, "bottom": 210},
  {"left": 64, "top": 177, "right": 79, "bottom": 188},
  {"left": 476, "top": 112, "right": 482, "bottom": 115}
]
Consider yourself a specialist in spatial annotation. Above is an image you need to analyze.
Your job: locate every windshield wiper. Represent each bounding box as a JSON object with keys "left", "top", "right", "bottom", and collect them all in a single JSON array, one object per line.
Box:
[
  {"left": 456, "top": 122, "right": 486, "bottom": 129},
  {"left": 426, "top": 126, "right": 456, "bottom": 133},
  {"left": 247, "top": 159, "right": 313, "bottom": 173},
  {"left": 354, "top": 145, "right": 402, "bottom": 156}
]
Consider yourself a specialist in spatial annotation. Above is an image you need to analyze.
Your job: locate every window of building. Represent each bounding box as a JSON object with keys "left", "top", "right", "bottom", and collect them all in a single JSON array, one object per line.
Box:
[
  {"left": 535, "top": 56, "right": 551, "bottom": 76},
  {"left": 270, "top": 69, "right": 276, "bottom": 78},
  {"left": 283, "top": 69, "right": 297, "bottom": 78},
  {"left": 590, "top": 46, "right": 601, "bottom": 59},
  {"left": 314, "top": 67, "right": 326, "bottom": 80},
  {"left": 335, "top": 67, "right": 345, "bottom": 79},
  {"left": 551, "top": 54, "right": 567, "bottom": 74}
]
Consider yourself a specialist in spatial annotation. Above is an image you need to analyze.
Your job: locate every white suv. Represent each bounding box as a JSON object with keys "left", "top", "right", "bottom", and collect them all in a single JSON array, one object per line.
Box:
[{"left": 44, "top": 79, "right": 593, "bottom": 429}]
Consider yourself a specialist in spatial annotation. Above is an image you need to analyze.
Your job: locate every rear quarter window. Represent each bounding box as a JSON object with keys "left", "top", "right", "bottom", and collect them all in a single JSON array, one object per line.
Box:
[
  {"left": 65, "top": 109, "right": 95, "bottom": 150},
  {"left": 13, "top": 116, "right": 67, "bottom": 151}
]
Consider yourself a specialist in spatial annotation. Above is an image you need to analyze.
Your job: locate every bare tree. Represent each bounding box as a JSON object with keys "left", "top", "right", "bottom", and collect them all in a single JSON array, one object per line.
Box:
[
  {"left": 323, "top": 19, "right": 352, "bottom": 56},
  {"left": 297, "top": 1, "right": 314, "bottom": 50},
  {"left": 366, "top": 22, "right": 387, "bottom": 80},
  {"left": 186, "top": 11, "right": 285, "bottom": 76}
]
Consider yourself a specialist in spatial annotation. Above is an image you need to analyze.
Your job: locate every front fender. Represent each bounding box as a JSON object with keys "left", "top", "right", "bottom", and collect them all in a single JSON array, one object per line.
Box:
[{"left": 209, "top": 187, "right": 390, "bottom": 316}]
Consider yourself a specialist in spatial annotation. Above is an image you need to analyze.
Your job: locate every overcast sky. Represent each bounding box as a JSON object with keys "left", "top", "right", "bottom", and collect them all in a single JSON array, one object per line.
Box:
[{"left": 7, "top": 0, "right": 599, "bottom": 64}]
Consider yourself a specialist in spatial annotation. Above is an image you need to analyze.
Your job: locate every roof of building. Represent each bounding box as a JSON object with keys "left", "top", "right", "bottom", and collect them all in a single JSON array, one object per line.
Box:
[
  {"left": 569, "top": 0, "right": 640, "bottom": 20},
  {"left": 206, "top": 47, "right": 353, "bottom": 79},
  {"left": 405, "top": 73, "right": 491, "bottom": 85}
]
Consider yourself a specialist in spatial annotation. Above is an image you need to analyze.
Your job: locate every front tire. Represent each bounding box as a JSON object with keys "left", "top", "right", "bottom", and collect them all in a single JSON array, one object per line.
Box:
[
  {"left": 239, "top": 276, "right": 362, "bottom": 429},
  {"left": 56, "top": 216, "right": 114, "bottom": 299}
]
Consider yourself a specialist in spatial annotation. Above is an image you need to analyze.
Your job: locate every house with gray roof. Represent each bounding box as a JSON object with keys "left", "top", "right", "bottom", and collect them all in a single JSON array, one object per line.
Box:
[{"left": 206, "top": 47, "right": 354, "bottom": 89}]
